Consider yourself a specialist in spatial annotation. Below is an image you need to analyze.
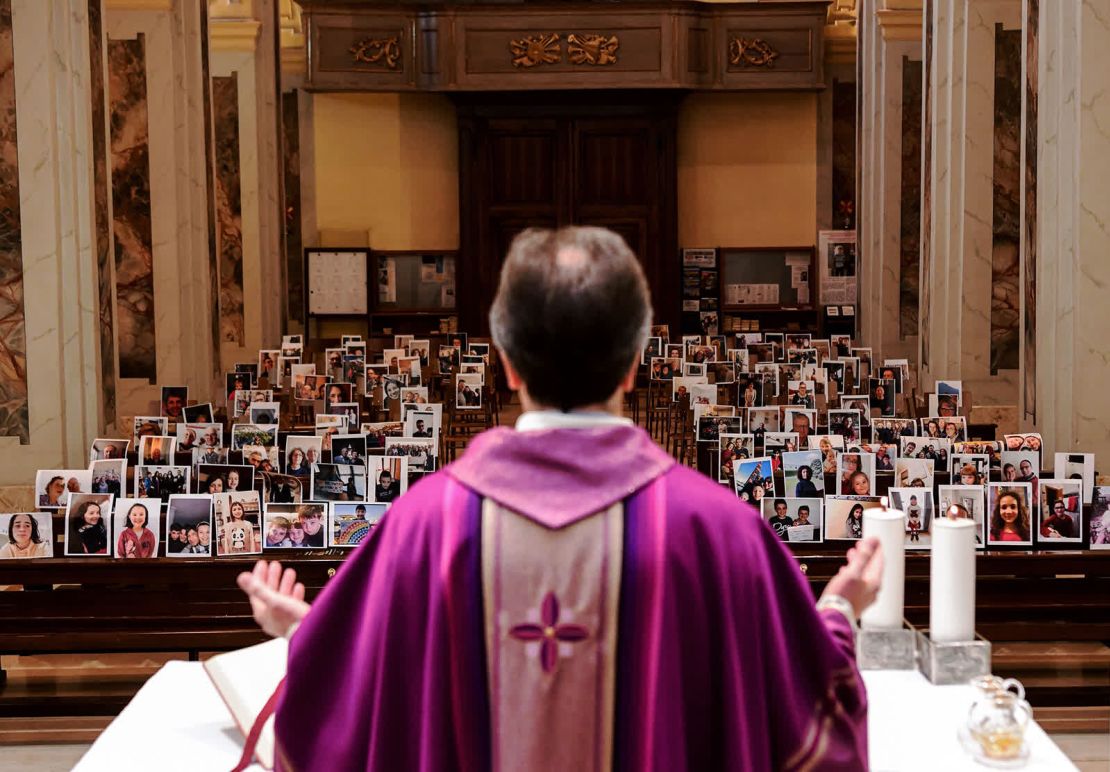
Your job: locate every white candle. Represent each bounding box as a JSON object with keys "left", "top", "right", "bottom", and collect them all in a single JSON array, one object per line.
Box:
[
  {"left": 930, "top": 515, "right": 977, "bottom": 642},
  {"left": 861, "top": 508, "right": 906, "bottom": 630}
]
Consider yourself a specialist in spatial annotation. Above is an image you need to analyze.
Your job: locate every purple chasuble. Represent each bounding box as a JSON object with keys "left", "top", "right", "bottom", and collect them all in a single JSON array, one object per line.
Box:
[{"left": 275, "top": 424, "right": 868, "bottom": 771}]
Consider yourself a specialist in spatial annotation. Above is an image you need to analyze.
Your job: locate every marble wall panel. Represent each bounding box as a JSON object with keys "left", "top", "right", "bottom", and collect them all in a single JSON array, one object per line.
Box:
[
  {"left": 831, "top": 79, "right": 856, "bottom": 229},
  {"left": 108, "top": 36, "right": 157, "bottom": 382},
  {"left": 0, "top": 0, "right": 26, "bottom": 442},
  {"left": 1023, "top": 0, "right": 1037, "bottom": 420},
  {"left": 201, "top": 2, "right": 221, "bottom": 377},
  {"left": 920, "top": 0, "right": 934, "bottom": 369},
  {"left": 213, "top": 74, "right": 244, "bottom": 346},
  {"left": 899, "top": 57, "right": 922, "bottom": 340},
  {"left": 283, "top": 90, "right": 303, "bottom": 324},
  {"left": 991, "top": 27, "right": 1021, "bottom": 374},
  {"left": 89, "top": 0, "right": 115, "bottom": 423}
]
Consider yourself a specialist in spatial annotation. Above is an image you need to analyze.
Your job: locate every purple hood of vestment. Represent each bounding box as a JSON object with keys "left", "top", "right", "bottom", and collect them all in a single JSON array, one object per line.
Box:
[{"left": 446, "top": 424, "right": 675, "bottom": 528}]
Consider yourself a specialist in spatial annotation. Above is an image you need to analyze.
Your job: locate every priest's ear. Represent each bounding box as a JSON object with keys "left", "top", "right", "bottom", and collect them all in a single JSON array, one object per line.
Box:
[{"left": 497, "top": 347, "right": 525, "bottom": 391}]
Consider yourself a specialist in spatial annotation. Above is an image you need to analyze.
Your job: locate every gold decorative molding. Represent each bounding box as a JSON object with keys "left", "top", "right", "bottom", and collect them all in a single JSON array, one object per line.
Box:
[
  {"left": 567, "top": 34, "right": 619, "bottom": 66},
  {"left": 209, "top": 19, "right": 262, "bottom": 52},
  {"left": 510, "top": 33, "right": 562, "bottom": 68},
  {"left": 279, "top": 0, "right": 306, "bottom": 77},
  {"left": 106, "top": 0, "right": 172, "bottom": 9},
  {"left": 208, "top": 0, "right": 254, "bottom": 20},
  {"left": 877, "top": 0, "right": 924, "bottom": 42},
  {"left": 827, "top": 0, "right": 858, "bottom": 26},
  {"left": 349, "top": 36, "right": 401, "bottom": 69},
  {"left": 728, "top": 37, "right": 779, "bottom": 68}
]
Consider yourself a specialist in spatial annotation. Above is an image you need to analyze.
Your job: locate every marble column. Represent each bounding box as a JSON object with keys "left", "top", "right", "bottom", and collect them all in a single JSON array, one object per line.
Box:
[
  {"left": 918, "top": 0, "right": 1021, "bottom": 404},
  {"left": 279, "top": 0, "right": 312, "bottom": 332},
  {"left": 211, "top": 0, "right": 283, "bottom": 368},
  {"left": 857, "top": 1, "right": 922, "bottom": 363},
  {"left": 105, "top": 0, "right": 219, "bottom": 419},
  {"left": 0, "top": 0, "right": 103, "bottom": 483},
  {"left": 1030, "top": 1, "right": 1110, "bottom": 461}
]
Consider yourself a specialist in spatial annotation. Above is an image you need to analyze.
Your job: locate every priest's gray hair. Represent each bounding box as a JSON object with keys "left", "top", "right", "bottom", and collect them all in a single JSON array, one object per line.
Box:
[{"left": 490, "top": 226, "right": 652, "bottom": 412}]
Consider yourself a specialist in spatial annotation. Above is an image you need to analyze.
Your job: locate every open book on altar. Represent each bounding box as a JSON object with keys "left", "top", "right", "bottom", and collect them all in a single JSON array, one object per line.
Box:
[{"left": 203, "top": 636, "right": 288, "bottom": 770}]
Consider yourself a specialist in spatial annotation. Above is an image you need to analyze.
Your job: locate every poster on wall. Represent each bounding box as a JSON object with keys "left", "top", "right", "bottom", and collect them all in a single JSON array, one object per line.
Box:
[
  {"left": 818, "top": 230, "right": 857, "bottom": 306},
  {"left": 307, "top": 250, "right": 369, "bottom": 315}
]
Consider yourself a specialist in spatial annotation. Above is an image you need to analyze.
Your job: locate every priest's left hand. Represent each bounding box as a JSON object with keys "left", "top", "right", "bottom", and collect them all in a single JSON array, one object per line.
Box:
[{"left": 237, "top": 560, "right": 311, "bottom": 639}]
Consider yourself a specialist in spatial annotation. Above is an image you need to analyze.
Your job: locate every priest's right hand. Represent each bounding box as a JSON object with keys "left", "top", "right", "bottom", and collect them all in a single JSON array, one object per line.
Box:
[
  {"left": 823, "top": 536, "right": 883, "bottom": 618},
  {"left": 237, "top": 560, "right": 311, "bottom": 639}
]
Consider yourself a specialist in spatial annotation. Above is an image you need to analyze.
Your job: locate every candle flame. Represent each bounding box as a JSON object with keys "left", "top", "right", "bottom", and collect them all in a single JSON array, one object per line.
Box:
[{"left": 948, "top": 505, "right": 960, "bottom": 520}]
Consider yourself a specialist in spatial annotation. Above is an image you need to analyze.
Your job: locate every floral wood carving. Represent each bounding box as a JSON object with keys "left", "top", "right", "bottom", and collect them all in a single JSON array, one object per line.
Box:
[
  {"left": 349, "top": 36, "right": 401, "bottom": 69},
  {"left": 728, "top": 37, "right": 780, "bottom": 68},
  {"left": 567, "top": 33, "right": 619, "bottom": 66},
  {"left": 510, "top": 33, "right": 562, "bottom": 68}
]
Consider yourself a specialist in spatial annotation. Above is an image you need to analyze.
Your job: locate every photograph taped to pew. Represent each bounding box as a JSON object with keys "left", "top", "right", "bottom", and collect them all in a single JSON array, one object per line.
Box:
[
  {"left": 936, "top": 485, "right": 987, "bottom": 548},
  {"left": 385, "top": 437, "right": 436, "bottom": 474},
  {"left": 718, "top": 433, "right": 755, "bottom": 485},
  {"left": 370, "top": 456, "right": 407, "bottom": 503},
  {"left": 762, "top": 497, "right": 823, "bottom": 543},
  {"left": 196, "top": 464, "right": 254, "bottom": 496},
  {"left": 311, "top": 463, "right": 367, "bottom": 503},
  {"left": 734, "top": 456, "right": 775, "bottom": 502},
  {"left": 331, "top": 502, "right": 388, "bottom": 548},
  {"left": 90, "top": 438, "right": 130, "bottom": 464},
  {"left": 165, "top": 495, "right": 213, "bottom": 557},
  {"left": 1036, "top": 479, "right": 1084, "bottom": 547},
  {"left": 888, "top": 488, "right": 935, "bottom": 549},
  {"left": 0, "top": 512, "right": 53, "bottom": 559},
  {"left": 456, "top": 373, "right": 483, "bottom": 409},
  {"left": 782, "top": 450, "right": 824, "bottom": 498},
  {"left": 987, "top": 483, "right": 1035, "bottom": 547},
  {"left": 824, "top": 496, "right": 883, "bottom": 541},
  {"left": 132, "top": 415, "right": 168, "bottom": 445},
  {"left": 90, "top": 459, "right": 125, "bottom": 498},
  {"left": 35, "top": 468, "right": 92, "bottom": 510},
  {"left": 264, "top": 502, "right": 327, "bottom": 550},
  {"left": 64, "top": 493, "right": 114, "bottom": 556},
  {"left": 136, "top": 465, "right": 191, "bottom": 504},
  {"left": 261, "top": 471, "right": 303, "bottom": 505},
  {"left": 113, "top": 498, "right": 160, "bottom": 559},
  {"left": 214, "top": 491, "right": 262, "bottom": 556}
]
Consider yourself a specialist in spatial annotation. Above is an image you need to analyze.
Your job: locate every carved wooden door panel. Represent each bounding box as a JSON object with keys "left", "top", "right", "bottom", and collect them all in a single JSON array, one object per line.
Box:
[{"left": 458, "top": 98, "right": 677, "bottom": 333}]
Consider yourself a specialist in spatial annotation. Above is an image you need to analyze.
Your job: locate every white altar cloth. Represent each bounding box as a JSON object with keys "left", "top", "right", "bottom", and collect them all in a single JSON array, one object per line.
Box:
[{"left": 72, "top": 662, "right": 1076, "bottom": 771}]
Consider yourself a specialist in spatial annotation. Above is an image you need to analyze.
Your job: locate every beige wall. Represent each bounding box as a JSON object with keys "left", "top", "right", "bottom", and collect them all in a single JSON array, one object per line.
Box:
[
  {"left": 313, "top": 92, "right": 460, "bottom": 249},
  {"left": 310, "top": 91, "right": 819, "bottom": 252},
  {"left": 677, "top": 92, "right": 818, "bottom": 247}
]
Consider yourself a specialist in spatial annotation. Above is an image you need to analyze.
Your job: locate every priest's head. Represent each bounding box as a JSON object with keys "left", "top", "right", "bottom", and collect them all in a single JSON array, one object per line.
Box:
[{"left": 491, "top": 226, "right": 651, "bottom": 412}]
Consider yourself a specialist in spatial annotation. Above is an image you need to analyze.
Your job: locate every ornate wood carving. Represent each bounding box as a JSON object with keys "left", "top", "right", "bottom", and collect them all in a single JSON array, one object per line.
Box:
[
  {"left": 567, "top": 33, "right": 620, "bottom": 66},
  {"left": 728, "top": 37, "right": 780, "bottom": 68},
  {"left": 302, "top": 2, "right": 828, "bottom": 91},
  {"left": 350, "top": 35, "right": 401, "bottom": 69},
  {"left": 509, "top": 33, "right": 562, "bottom": 68}
]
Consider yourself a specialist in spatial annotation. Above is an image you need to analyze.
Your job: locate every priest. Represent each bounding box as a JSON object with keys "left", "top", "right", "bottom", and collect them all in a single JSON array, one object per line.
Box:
[{"left": 239, "top": 226, "right": 881, "bottom": 771}]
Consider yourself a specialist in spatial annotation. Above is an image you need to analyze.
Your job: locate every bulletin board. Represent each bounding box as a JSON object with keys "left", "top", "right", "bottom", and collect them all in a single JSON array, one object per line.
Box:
[
  {"left": 719, "top": 247, "right": 815, "bottom": 308},
  {"left": 305, "top": 249, "right": 371, "bottom": 315}
]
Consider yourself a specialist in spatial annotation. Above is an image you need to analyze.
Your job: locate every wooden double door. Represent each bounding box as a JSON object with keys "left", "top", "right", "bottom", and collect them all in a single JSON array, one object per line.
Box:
[{"left": 456, "top": 94, "right": 679, "bottom": 334}]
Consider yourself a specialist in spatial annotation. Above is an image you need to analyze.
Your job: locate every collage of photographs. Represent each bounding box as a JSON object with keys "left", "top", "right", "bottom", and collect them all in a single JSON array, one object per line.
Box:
[
  {"left": 3, "top": 332, "right": 489, "bottom": 560},
  {"left": 3, "top": 331, "right": 1108, "bottom": 561},
  {"left": 650, "top": 331, "right": 1107, "bottom": 551}
]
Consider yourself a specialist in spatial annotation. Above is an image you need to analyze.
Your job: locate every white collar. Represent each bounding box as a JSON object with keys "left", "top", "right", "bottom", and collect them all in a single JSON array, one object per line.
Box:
[{"left": 515, "top": 410, "right": 633, "bottom": 433}]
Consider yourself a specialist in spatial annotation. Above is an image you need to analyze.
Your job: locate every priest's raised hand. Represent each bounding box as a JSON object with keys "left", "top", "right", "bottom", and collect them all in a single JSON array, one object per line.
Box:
[{"left": 236, "top": 559, "right": 310, "bottom": 640}]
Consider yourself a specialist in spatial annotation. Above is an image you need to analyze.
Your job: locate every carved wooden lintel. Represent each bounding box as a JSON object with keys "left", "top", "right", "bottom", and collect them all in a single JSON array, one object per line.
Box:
[
  {"left": 728, "top": 37, "right": 780, "bottom": 68},
  {"left": 510, "top": 33, "right": 562, "bottom": 68},
  {"left": 350, "top": 36, "right": 401, "bottom": 69},
  {"left": 567, "top": 33, "right": 620, "bottom": 66}
]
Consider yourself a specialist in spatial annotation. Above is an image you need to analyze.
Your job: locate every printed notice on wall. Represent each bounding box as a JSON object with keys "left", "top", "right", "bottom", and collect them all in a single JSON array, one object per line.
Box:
[{"left": 818, "top": 230, "right": 858, "bottom": 305}]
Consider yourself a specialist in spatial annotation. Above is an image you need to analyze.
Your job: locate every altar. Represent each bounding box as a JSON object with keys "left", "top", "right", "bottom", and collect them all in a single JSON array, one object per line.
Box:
[{"left": 71, "top": 661, "right": 1076, "bottom": 771}]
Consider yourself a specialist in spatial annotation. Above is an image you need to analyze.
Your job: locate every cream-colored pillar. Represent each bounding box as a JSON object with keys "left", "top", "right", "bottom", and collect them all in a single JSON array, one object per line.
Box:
[
  {"left": 1030, "top": 2, "right": 1110, "bottom": 461},
  {"left": 211, "top": 0, "right": 283, "bottom": 367},
  {"left": 919, "top": 0, "right": 1021, "bottom": 403},
  {"left": 858, "top": 1, "right": 922, "bottom": 363},
  {"left": 0, "top": 0, "right": 102, "bottom": 483},
  {"left": 105, "top": 0, "right": 218, "bottom": 419}
]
